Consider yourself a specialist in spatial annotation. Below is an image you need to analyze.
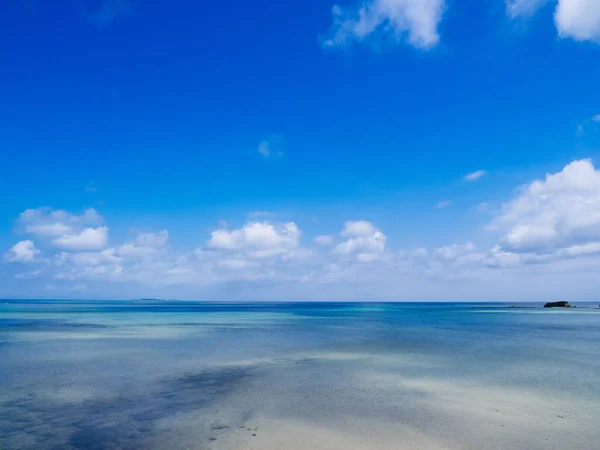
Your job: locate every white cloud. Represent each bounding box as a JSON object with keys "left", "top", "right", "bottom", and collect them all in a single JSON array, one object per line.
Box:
[
  {"left": 207, "top": 222, "right": 301, "bottom": 259},
  {"left": 465, "top": 170, "right": 486, "bottom": 181},
  {"left": 52, "top": 227, "right": 109, "bottom": 251},
  {"left": 117, "top": 231, "right": 168, "bottom": 257},
  {"left": 19, "top": 207, "right": 103, "bottom": 237},
  {"left": 490, "top": 159, "right": 600, "bottom": 253},
  {"left": 314, "top": 235, "right": 335, "bottom": 245},
  {"left": 435, "top": 200, "right": 451, "bottom": 208},
  {"left": 56, "top": 249, "right": 122, "bottom": 267},
  {"left": 258, "top": 135, "right": 284, "bottom": 158},
  {"left": 258, "top": 141, "right": 271, "bottom": 157},
  {"left": 6, "top": 177, "right": 600, "bottom": 300},
  {"left": 5, "top": 240, "right": 40, "bottom": 263},
  {"left": 593, "top": 114, "right": 600, "bottom": 122},
  {"left": 323, "top": 0, "right": 445, "bottom": 50},
  {"left": 342, "top": 220, "right": 377, "bottom": 237},
  {"left": 481, "top": 245, "right": 524, "bottom": 268},
  {"left": 561, "top": 241, "right": 600, "bottom": 257},
  {"left": 508, "top": 0, "right": 600, "bottom": 43},
  {"left": 411, "top": 247, "right": 429, "bottom": 260},
  {"left": 506, "top": 0, "right": 549, "bottom": 18},
  {"left": 135, "top": 230, "right": 168, "bottom": 247},
  {"left": 14, "top": 269, "right": 42, "bottom": 279},
  {"left": 335, "top": 220, "right": 387, "bottom": 262},
  {"left": 555, "top": 0, "right": 600, "bottom": 42},
  {"left": 219, "top": 259, "right": 260, "bottom": 270},
  {"left": 432, "top": 243, "right": 476, "bottom": 262}
]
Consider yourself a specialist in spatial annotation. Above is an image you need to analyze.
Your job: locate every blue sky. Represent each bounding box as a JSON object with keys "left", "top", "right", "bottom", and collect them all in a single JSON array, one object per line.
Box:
[{"left": 2, "top": 0, "right": 600, "bottom": 300}]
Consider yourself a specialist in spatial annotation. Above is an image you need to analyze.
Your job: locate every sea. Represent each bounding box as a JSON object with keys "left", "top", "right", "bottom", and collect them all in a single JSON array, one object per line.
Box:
[{"left": 1, "top": 300, "right": 599, "bottom": 449}]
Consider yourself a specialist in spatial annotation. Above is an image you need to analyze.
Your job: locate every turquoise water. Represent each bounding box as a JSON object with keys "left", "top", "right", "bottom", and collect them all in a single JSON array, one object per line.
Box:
[{"left": 1, "top": 301, "right": 599, "bottom": 449}]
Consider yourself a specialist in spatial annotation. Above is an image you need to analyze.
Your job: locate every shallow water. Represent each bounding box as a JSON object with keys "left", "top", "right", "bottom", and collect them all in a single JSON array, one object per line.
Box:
[{"left": 1, "top": 300, "right": 599, "bottom": 449}]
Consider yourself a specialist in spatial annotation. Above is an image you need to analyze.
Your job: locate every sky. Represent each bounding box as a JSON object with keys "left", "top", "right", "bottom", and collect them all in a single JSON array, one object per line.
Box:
[{"left": 1, "top": 0, "right": 600, "bottom": 301}]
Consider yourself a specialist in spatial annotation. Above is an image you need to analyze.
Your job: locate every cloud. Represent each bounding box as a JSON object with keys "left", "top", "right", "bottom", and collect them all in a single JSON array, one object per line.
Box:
[
  {"left": 14, "top": 269, "right": 42, "bottom": 279},
  {"left": 561, "top": 241, "right": 600, "bottom": 257},
  {"left": 508, "top": 0, "right": 600, "bottom": 43},
  {"left": 52, "top": 227, "right": 109, "bottom": 251},
  {"left": 134, "top": 230, "right": 168, "bottom": 248},
  {"left": 592, "top": 114, "right": 600, "bottom": 122},
  {"left": 117, "top": 231, "right": 168, "bottom": 257},
  {"left": 5, "top": 167, "right": 600, "bottom": 300},
  {"left": 5, "top": 240, "right": 39, "bottom": 263},
  {"left": 342, "top": 220, "right": 377, "bottom": 237},
  {"left": 16, "top": 207, "right": 108, "bottom": 251},
  {"left": 432, "top": 243, "right": 476, "bottom": 262},
  {"left": 258, "top": 141, "right": 271, "bottom": 157},
  {"left": 56, "top": 248, "right": 123, "bottom": 267},
  {"left": 435, "top": 200, "right": 451, "bottom": 208},
  {"left": 323, "top": 0, "right": 445, "bottom": 50},
  {"left": 18, "top": 207, "right": 103, "bottom": 237},
  {"left": 314, "top": 235, "right": 335, "bottom": 245},
  {"left": 207, "top": 222, "right": 301, "bottom": 259},
  {"left": 506, "top": 0, "right": 550, "bottom": 18},
  {"left": 489, "top": 159, "right": 600, "bottom": 254},
  {"left": 555, "top": 0, "right": 600, "bottom": 42},
  {"left": 48, "top": 230, "right": 178, "bottom": 285},
  {"left": 335, "top": 220, "right": 387, "bottom": 262},
  {"left": 258, "top": 135, "right": 284, "bottom": 158},
  {"left": 465, "top": 170, "right": 486, "bottom": 181}
]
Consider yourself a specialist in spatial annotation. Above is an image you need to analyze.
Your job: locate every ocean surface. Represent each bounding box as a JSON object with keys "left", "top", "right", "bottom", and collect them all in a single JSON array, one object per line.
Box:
[{"left": 1, "top": 300, "right": 599, "bottom": 450}]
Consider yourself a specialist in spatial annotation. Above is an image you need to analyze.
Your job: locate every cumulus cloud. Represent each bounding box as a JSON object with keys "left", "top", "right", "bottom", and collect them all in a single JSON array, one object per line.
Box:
[
  {"left": 335, "top": 220, "right": 387, "bottom": 262},
  {"left": 432, "top": 243, "right": 477, "bottom": 262},
  {"left": 323, "top": 0, "right": 445, "bottom": 50},
  {"left": 15, "top": 207, "right": 109, "bottom": 252},
  {"left": 207, "top": 222, "right": 301, "bottom": 259},
  {"left": 508, "top": 0, "right": 600, "bottom": 43},
  {"left": 5, "top": 240, "right": 40, "bottom": 263},
  {"left": 5, "top": 166, "right": 600, "bottom": 300},
  {"left": 117, "top": 230, "right": 169, "bottom": 257},
  {"left": 56, "top": 248, "right": 123, "bottom": 267},
  {"left": 52, "top": 227, "right": 109, "bottom": 251},
  {"left": 18, "top": 207, "right": 103, "bottom": 237},
  {"left": 555, "top": 0, "right": 600, "bottom": 42},
  {"left": 50, "top": 231, "right": 176, "bottom": 285},
  {"left": 314, "top": 235, "right": 335, "bottom": 245},
  {"left": 465, "top": 170, "right": 486, "bottom": 181},
  {"left": 489, "top": 159, "right": 600, "bottom": 254}
]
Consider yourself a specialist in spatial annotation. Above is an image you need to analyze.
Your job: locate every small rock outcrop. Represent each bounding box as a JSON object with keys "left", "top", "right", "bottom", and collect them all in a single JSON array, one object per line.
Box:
[{"left": 543, "top": 301, "right": 572, "bottom": 308}]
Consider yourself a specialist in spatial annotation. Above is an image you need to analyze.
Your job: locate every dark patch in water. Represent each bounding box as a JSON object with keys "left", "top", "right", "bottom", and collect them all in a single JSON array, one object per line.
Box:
[{"left": 0, "top": 365, "right": 255, "bottom": 449}]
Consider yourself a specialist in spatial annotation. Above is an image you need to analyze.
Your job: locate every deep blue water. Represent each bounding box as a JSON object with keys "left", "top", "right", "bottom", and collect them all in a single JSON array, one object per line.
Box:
[{"left": 1, "top": 301, "right": 599, "bottom": 449}]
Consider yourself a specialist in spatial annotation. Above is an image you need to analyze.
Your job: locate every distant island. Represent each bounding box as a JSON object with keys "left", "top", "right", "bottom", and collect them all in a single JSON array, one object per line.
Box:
[{"left": 543, "top": 301, "right": 572, "bottom": 308}]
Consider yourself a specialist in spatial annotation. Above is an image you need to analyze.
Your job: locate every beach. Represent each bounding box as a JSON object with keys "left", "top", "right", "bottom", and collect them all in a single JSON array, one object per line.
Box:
[{"left": 1, "top": 301, "right": 599, "bottom": 449}]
